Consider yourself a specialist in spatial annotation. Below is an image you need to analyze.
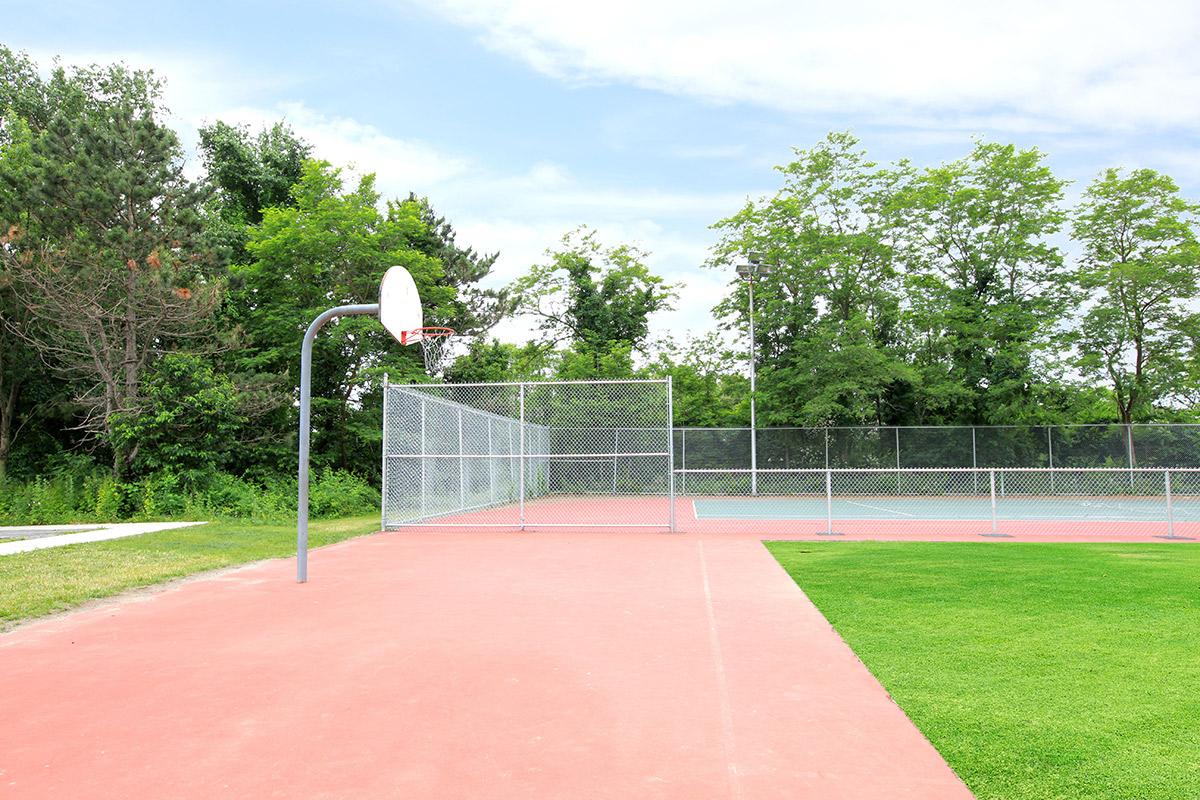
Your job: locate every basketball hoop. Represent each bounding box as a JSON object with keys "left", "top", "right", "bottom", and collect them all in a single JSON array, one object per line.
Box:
[{"left": 404, "top": 326, "right": 456, "bottom": 373}]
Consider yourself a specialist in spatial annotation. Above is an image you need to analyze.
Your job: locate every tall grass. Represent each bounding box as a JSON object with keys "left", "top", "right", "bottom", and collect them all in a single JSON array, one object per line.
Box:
[{"left": 0, "top": 466, "right": 379, "bottom": 524}]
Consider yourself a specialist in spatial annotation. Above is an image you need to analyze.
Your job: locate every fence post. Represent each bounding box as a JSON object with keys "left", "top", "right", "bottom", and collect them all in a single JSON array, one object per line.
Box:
[
  {"left": 458, "top": 407, "right": 466, "bottom": 510},
  {"left": 419, "top": 397, "right": 427, "bottom": 520},
  {"left": 667, "top": 378, "right": 677, "bottom": 532},
  {"left": 487, "top": 418, "right": 496, "bottom": 504},
  {"left": 1047, "top": 427, "right": 1055, "bottom": 494},
  {"left": 895, "top": 427, "right": 902, "bottom": 495},
  {"left": 518, "top": 384, "right": 526, "bottom": 530},
  {"left": 1165, "top": 469, "right": 1175, "bottom": 539},
  {"left": 1127, "top": 424, "right": 1136, "bottom": 491},
  {"left": 825, "top": 469, "right": 833, "bottom": 535},
  {"left": 990, "top": 469, "right": 998, "bottom": 535},
  {"left": 972, "top": 426, "right": 979, "bottom": 494},
  {"left": 613, "top": 428, "right": 620, "bottom": 495},
  {"left": 381, "top": 374, "right": 389, "bottom": 532},
  {"left": 681, "top": 428, "right": 687, "bottom": 497}
]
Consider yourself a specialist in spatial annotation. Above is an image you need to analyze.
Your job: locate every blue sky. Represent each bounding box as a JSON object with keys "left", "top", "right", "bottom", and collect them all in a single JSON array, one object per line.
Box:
[{"left": 6, "top": 0, "right": 1200, "bottom": 345}]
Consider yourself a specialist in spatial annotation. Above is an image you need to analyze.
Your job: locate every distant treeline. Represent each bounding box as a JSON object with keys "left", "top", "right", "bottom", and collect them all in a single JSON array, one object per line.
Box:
[{"left": 1, "top": 46, "right": 1197, "bottom": 519}]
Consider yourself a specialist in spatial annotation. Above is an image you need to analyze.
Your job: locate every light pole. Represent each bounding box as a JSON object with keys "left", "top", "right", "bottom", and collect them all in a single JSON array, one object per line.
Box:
[{"left": 736, "top": 253, "right": 772, "bottom": 495}]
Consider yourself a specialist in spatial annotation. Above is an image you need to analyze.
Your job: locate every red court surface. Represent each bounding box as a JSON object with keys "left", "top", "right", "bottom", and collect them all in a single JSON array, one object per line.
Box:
[
  {"left": 400, "top": 495, "right": 1199, "bottom": 542},
  {"left": 1, "top": 530, "right": 975, "bottom": 799}
]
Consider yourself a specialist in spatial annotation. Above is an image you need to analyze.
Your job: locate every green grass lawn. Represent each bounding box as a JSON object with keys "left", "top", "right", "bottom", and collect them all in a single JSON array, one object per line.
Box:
[
  {"left": 766, "top": 541, "right": 1200, "bottom": 800},
  {"left": 0, "top": 515, "right": 379, "bottom": 627}
]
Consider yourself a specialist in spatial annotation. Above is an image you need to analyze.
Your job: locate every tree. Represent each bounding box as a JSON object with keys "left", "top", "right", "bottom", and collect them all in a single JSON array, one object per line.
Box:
[
  {"left": 0, "top": 47, "right": 48, "bottom": 147},
  {"left": 1071, "top": 168, "right": 1200, "bottom": 424},
  {"left": 645, "top": 338, "right": 749, "bottom": 427},
  {"left": 709, "top": 132, "right": 911, "bottom": 426},
  {"left": 444, "top": 339, "right": 555, "bottom": 383},
  {"left": 198, "top": 120, "right": 312, "bottom": 263},
  {"left": 511, "top": 228, "right": 676, "bottom": 376},
  {"left": 885, "top": 141, "right": 1071, "bottom": 424},
  {"left": 0, "top": 60, "right": 219, "bottom": 477},
  {"left": 109, "top": 353, "right": 243, "bottom": 481},
  {"left": 227, "top": 161, "right": 453, "bottom": 473},
  {"left": 199, "top": 120, "right": 312, "bottom": 226},
  {"left": 0, "top": 50, "right": 73, "bottom": 478},
  {"left": 400, "top": 195, "right": 507, "bottom": 336}
]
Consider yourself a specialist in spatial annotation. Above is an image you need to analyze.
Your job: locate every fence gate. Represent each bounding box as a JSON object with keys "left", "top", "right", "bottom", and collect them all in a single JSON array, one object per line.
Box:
[{"left": 383, "top": 379, "right": 675, "bottom": 530}]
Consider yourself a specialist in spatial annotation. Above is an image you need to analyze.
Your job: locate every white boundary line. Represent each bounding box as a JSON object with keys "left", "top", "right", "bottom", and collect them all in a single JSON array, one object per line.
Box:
[{"left": 843, "top": 500, "right": 917, "bottom": 518}]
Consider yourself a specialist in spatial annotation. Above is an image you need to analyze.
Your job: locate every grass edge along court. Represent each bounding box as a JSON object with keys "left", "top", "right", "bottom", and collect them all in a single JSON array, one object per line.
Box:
[
  {"left": 0, "top": 515, "right": 379, "bottom": 627},
  {"left": 766, "top": 540, "right": 1200, "bottom": 800}
]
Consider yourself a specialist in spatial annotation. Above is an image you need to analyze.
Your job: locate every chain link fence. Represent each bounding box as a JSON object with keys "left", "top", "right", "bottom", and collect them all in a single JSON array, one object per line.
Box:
[
  {"left": 383, "top": 379, "right": 675, "bottom": 529},
  {"left": 675, "top": 424, "right": 1200, "bottom": 478},
  {"left": 680, "top": 467, "right": 1198, "bottom": 538}
]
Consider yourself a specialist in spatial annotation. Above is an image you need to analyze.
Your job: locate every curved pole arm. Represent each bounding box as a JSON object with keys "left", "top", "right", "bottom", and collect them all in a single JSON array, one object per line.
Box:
[{"left": 297, "top": 303, "right": 380, "bottom": 583}]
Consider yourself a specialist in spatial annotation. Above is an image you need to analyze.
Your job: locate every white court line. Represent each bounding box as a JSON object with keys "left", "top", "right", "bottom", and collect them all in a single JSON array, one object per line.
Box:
[
  {"left": 843, "top": 500, "right": 918, "bottom": 518},
  {"left": 696, "top": 539, "right": 745, "bottom": 800}
]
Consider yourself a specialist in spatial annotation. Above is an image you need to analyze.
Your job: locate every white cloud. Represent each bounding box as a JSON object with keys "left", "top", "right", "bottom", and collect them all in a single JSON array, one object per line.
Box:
[
  {"left": 206, "top": 102, "right": 472, "bottom": 188},
  {"left": 415, "top": 0, "right": 1200, "bottom": 130},
  {"left": 27, "top": 46, "right": 761, "bottom": 346}
]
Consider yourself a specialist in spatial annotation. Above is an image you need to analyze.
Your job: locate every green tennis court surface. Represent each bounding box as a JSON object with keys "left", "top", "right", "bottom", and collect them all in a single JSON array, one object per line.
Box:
[{"left": 694, "top": 496, "right": 1198, "bottom": 521}]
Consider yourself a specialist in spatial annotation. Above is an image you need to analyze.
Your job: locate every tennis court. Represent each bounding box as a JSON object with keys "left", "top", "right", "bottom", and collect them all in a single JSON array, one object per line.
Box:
[{"left": 693, "top": 495, "right": 1199, "bottom": 522}]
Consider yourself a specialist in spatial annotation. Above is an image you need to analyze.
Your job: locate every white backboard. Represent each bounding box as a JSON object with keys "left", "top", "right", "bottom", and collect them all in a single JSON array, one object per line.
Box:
[{"left": 379, "top": 265, "right": 422, "bottom": 345}]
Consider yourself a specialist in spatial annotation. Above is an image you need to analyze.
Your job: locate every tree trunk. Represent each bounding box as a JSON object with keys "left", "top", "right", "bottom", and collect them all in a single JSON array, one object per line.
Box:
[
  {"left": 0, "top": 383, "right": 15, "bottom": 481},
  {"left": 0, "top": 344, "right": 16, "bottom": 480}
]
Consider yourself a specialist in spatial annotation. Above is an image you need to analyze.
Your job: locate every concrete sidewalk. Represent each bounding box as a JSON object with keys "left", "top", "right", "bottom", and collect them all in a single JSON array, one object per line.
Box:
[
  {"left": 0, "top": 521, "right": 207, "bottom": 556},
  {"left": 0, "top": 531, "right": 971, "bottom": 799}
]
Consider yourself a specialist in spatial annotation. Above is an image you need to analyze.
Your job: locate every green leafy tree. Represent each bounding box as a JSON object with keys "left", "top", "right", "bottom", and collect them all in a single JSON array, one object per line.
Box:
[
  {"left": 885, "top": 141, "right": 1071, "bottom": 424},
  {"left": 511, "top": 227, "right": 676, "bottom": 377},
  {"left": 109, "top": 354, "right": 242, "bottom": 481},
  {"left": 710, "top": 133, "right": 911, "bottom": 425},
  {"left": 645, "top": 338, "right": 750, "bottom": 427},
  {"left": 198, "top": 120, "right": 312, "bottom": 263},
  {"left": 0, "top": 59, "right": 218, "bottom": 476},
  {"left": 228, "top": 161, "right": 452, "bottom": 473},
  {"left": 1071, "top": 168, "right": 1200, "bottom": 425},
  {"left": 199, "top": 120, "right": 312, "bottom": 226},
  {"left": 444, "top": 339, "right": 555, "bottom": 383},
  {"left": 400, "top": 195, "right": 507, "bottom": 336}
]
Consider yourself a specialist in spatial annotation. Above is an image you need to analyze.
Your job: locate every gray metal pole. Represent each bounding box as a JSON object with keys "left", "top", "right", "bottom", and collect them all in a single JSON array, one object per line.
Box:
[
  {"left": 972, "top": 426, "right": 979, "bottom": 494},
  {"left": 990, "top": 470, "right": 998, "bottom": 535},
  {"left": 1127, "top": 424, "right": 1136, "bottom": 491},
  {"left": 1165, "top": 470, "right": 1175, "bottom": 539},
  {"left": 519, "top": 384, "right": 526, "bottom": 530},
  {"left": 748, "top": 278, "right": 758, "bottom": 496},
  {"left": 680, "top": 427, "right": 687, "bottom": 497},
  {"left": 458, "top": 407, "right": 466, "bottom": 509},
  {"left": 419, "top": 399, "right": 427, "bottom": 519},
  {"left": 895, "top": 427, "right": 901, "bottom": 494},
  {"left": 488, "top": 418, "right": 497, "bottom": 504},
  {"left": 825, "top": 469, "right": 833, "bottom": 535},
  {"left": 668, "top": 377, "right": 677, "bottom": 531},
  {"left": 1047, "top": 427, "right": 1055, "bottom": 494},
  {"left": 381, "top": 373, "right": 389, "bottom": 532},
  {"left": 297, "top": 302, "right": 380, "bottom": 583},
  {"left": 613, "top": 428, "right": 620, "bottom": 495}
]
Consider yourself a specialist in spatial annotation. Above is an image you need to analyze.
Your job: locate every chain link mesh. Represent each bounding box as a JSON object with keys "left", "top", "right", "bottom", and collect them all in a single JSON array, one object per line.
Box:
[
  {"left": 676, "top": 424, "right": 1200, "bottom": 471},
  {"left": 383, "top": 380, "right": 673, "bottom": 529},
  {"left": 678, "top": 467, "right": 1199, "bottom": 537}
]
